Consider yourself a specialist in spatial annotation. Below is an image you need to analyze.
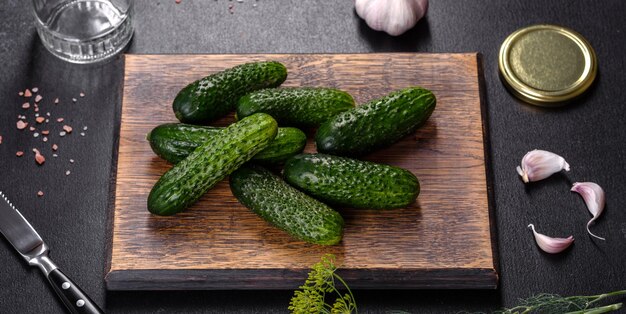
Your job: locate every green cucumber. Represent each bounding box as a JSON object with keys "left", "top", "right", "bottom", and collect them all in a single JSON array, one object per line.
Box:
[
  {"left": 251, "top": 127, "right": 307, "bottom": 164},
  {"left": 236, "top": 87, "right": 355, "bottom": 127},
  {"left": 147, "top": 124, "right": 220, "bottom": 164},
  {"left": 315, "top": 87, "right": 436, "bottom": 156},
  {"left": 173, "top": 61, "right": 288, "bottom": 124},
  {"left": 229, "top": 164, "right": 344, "bottom": 245},
  {"left": 147, "top": 123, "right": 306, "bottom": 165},
  {"left": 283, "top": 153, "right": 419, "bottom": 209},
  {"left": 147, "top": 113, "right": 278, "bottom": 216}
]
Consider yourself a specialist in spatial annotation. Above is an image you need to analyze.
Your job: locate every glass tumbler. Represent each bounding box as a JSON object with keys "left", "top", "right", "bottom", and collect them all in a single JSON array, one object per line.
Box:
[{"left": 32, "top": 0, "right": 133, "bottom": 64}]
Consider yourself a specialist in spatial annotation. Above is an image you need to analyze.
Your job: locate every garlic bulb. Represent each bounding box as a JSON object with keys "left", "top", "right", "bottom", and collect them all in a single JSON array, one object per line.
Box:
[{"left": 355, "top": 0, "right": 428, "bottom": 36}]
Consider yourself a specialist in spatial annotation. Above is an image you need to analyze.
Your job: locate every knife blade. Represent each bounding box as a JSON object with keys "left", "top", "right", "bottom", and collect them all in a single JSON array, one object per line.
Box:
[{"left": 0, "top": 191, "right": 103, "bottom": 314}]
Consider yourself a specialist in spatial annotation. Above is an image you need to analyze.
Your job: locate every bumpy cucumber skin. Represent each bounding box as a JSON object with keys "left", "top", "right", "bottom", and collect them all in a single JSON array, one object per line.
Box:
[
  {"left": 315, "top": 87, "right": 436, "bottom": 156},
  {"left": 252, "top": 127, "right": 307, "bottom": 164},
  {"left": 173, "top": 61, "right": 288, "bottom": 124},
  {"left": 230, "top": 165, "right": 344, "bottom": 245},
  {"left": 147, "top": 113, "right": 278, "bottom": 216},
  {"left": 147, "top": 124, "right": 306, "bottom": 165},
  {"left": 236, "top": 87, "right": 355, "bottom": 127},
  {"left": 283, "top": 154, "right": 419, "bottom": 209},
  {"left": 147, "top": 124, "right": 221, "bottom": 164}
]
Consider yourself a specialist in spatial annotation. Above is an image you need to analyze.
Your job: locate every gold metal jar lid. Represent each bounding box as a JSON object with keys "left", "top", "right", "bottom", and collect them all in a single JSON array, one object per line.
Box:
[{"left": 498, "top": 24, "right": 597, "bottom": 106}]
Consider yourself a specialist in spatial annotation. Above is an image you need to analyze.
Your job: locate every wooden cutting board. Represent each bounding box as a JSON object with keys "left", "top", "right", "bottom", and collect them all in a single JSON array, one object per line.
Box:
[{"left": 106, "top": 53, "right": 497, "bottom": 290}]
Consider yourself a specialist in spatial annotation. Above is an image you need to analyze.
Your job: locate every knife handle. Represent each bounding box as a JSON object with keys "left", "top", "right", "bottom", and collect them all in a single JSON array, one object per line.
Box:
[{"left": 47, "top": 268, "right": 104, "bottom": 314}]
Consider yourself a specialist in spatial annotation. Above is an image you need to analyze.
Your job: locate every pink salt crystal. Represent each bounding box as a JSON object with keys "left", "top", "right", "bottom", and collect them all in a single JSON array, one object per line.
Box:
[{"left": 35, "top": 151, "right": 45, "bottom": 165}]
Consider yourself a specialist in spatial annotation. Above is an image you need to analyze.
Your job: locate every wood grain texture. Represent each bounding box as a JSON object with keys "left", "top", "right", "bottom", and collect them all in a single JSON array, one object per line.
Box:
[{"left": 106, "top": 53, "right": 496, "bottom": 290}]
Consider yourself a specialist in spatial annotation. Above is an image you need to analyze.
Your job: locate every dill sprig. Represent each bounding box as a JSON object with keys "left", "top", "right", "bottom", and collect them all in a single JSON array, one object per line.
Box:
[
  {"left": 494, "top": 290, "right": 626, "bottom": 314},
  {"left": 289, "top": 255, "right": 623, "bottom": 314},
  {"left": 289, "top": 254, "right": 358, "bottom": 314}
]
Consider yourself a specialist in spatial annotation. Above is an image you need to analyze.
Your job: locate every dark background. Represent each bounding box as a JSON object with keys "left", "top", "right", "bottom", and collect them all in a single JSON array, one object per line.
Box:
[{"left": 1, "top": 1, "right": 625, "bottom": 313}]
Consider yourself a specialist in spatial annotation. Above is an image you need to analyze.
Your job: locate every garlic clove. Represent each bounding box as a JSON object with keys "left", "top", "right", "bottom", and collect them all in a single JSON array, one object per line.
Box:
[
  {"left": 355, "top": 0, "right": 428, "bottom": 37},
  {"left": 571, "top": 182, "right": 606, "bottom": 241},
  {"left": 517, "top": 149, "right": 570, "bottom": 183},
  {"left": 528, "top": 224, "right": 574, "bottom": 254}
]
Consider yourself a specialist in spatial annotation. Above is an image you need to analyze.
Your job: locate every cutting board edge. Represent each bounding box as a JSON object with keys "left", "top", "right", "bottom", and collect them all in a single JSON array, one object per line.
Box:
[
  {"left": 123, "top": 52, "right": 481, "bottom": 59},
  {"left": 104, "top": 55, "right": 126, "bottom": 282},
  {"left": 105, "top": 267, "right": 498, "bottom": 290},
  {"left": 476, "top": 52, "right": 501, "bottom": 278}
]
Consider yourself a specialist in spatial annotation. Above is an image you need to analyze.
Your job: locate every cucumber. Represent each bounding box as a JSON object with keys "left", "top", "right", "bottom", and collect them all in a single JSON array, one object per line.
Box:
[
  {"left": 229, "top": 164, "right": 344, "bottom": 245},
  {"left": 147, "top": 123, "right": 306, "bottom": 165},
  {"left": 147, "top": 124, "right": 221, "bottom": 164},
  {"left": 315, "top": 87, "right": 436, "bottom": 156},
  {"left": 147, "top": 113, "right": 278, "bottom": 216},
  {"left": 236, "top": 87, "right": 355, "bottom": 127},
  {"left": 283, "top": 153, "right": 419, "bottom": 209},
  {"left": 251, "top": 127, "right": 307, "bottom": 164},
  {"left": 173, "top": 61, "right": 288, "bottom": 124}
]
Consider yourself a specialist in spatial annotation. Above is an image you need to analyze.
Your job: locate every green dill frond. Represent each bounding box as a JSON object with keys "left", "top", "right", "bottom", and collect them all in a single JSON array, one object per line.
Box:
[
  {"left": 494, "top": 293, "right": 587, "bottom": 313},
  {"left": 494, "top": 290, "right": 626, "bottom": 314},
  {"left": 289, "top": 254, "right": 358, "bottom": 314},
  {"left": 331, "top": 291, "right": 357, "bottom": 314}
]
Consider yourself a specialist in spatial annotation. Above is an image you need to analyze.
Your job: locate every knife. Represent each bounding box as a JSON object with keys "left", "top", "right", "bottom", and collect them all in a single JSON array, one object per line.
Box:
[{"left": 0, "top": 191, "right": 103, "bottom": 314}]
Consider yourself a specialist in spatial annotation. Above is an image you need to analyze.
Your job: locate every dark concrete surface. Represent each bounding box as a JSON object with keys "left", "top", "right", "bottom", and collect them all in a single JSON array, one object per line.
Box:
[{"left": 1, "top": 1, "right": 625, "bottom": 313}]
